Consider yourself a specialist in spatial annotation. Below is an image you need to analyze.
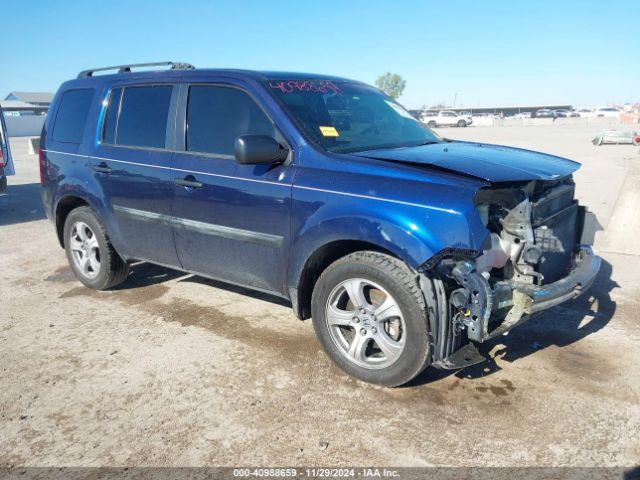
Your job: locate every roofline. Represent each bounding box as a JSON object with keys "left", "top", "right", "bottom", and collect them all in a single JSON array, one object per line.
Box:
[{"left": 68, "top": 62, "right": 360, "bottom": 85}]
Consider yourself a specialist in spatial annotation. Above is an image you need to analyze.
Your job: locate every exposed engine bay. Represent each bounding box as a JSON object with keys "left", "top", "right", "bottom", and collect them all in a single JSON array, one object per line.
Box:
[
  {"left": 475, "top": 176, "right": 581, "bottom": 285},
  {"left": 424, "top": 175, "right": 601, "bottom": 368}
]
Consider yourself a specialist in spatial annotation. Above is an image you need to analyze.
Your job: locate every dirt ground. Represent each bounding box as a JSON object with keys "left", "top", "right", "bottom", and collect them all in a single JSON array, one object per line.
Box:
[{"left": 1, "top": 124, "right": 639, "bottom": 467}]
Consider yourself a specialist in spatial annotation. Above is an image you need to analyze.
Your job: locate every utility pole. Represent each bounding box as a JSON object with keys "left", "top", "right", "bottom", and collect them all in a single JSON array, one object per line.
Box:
[{"left": 453, "top": 92, "right": 458, "bottom": 108}]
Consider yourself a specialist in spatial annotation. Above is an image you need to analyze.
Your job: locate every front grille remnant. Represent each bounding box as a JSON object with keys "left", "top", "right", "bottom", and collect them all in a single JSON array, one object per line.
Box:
[{"left": 473, "top": 177, "right": 579, "bottom": 286}]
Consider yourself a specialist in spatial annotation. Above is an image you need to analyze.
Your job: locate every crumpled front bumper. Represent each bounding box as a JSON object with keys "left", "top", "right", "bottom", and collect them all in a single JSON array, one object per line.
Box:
[
  {"left": 514, "top": 246, "right": 601, "bottom": 314},
  {"left": 448, "top": 246, "right": 601, "bottom": 343},
  {"left": 423, "top": 246, "right": 601, "bottom": 369},
  {"left": 486, "top": 245, "right": 601, "bottom": 341}
]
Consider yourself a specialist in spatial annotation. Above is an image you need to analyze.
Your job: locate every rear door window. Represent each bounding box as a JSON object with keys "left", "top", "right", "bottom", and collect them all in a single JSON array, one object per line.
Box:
[
  {"left": 52, "top": 89, "right": 95, "bottom": 143},
  {"left": 103, "top": 85, "right": 172, "bottom": 148},
  {"left": 186, "top": 85, "right": 275, "bottom": 156}
]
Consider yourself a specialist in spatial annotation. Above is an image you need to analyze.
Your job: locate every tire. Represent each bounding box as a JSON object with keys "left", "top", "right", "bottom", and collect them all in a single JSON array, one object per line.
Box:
[
  {"left": 457, "top": 120, "right": 466, "bottom": 127},
  {"left": 427, "top": 120, "right": 437, "bottom": 128},
  {"left": 63, "top": 206, "right": 129, "bottom": 290},
  {"left": 311, "top": 251, "right": 431, "bottom": 387}
]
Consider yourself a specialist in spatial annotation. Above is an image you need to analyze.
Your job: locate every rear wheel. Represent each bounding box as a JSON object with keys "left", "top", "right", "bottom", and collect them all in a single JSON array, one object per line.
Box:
[
  {"left": 311, "top": 251, "right": 431, "bottom": 386},
  {"left": 63, "top": 206, "right": 129, "bottom": 290},
  {"left": 427, "top": 120, "right": 437, "bottom": 128},
  {"left": 457, "top": 119, "right": 466, "bottom": 127}
]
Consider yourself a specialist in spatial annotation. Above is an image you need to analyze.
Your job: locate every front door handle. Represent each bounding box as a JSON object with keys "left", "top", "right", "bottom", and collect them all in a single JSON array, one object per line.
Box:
[
  {"left": 175, "top": 176, "right": 203, "bottom": 189},
  {"left": 91, "top": 162, "right": 112, "bottom": 174}
]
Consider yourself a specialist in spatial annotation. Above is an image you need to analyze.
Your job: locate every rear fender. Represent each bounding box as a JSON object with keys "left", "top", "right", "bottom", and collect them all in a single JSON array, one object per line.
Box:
[{"left": 52, "top": 183, "right": 127, "bottom": 256}]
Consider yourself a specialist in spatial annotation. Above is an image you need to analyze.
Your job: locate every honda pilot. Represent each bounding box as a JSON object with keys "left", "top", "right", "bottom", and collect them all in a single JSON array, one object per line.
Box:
[{"left": 40, "top": 62, "right": 600, "bottom": 386}]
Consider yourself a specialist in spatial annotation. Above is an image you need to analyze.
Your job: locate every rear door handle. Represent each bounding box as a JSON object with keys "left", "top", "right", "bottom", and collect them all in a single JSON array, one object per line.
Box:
[
  {"left": 91, "top": 162, "right": 112, "bottom": 174},
  {"left": 175, "top": 176, "right": 203, "bottom": 189}
]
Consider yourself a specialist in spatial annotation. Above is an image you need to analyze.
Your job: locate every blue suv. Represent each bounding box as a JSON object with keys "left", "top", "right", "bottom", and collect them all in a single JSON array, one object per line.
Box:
[{"left": 41, "top": 62, "right": 600, "bottom": 386}]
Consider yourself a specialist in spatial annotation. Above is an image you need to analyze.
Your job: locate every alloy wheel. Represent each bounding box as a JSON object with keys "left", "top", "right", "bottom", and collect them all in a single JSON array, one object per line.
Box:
[
  {"left": 325, "top": 278, "right": 406, "bottom": 369},
  {"left": 69, "top": 221, "right": 101, "bottom": 279}
]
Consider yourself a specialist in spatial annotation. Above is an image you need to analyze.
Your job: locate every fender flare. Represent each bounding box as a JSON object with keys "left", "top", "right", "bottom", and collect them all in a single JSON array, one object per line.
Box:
[
  {"left": 286, "top": 215, "right": 443, "bottom": 319},
  {"left": 52, "top": 187, "right": 118, "bottom": 249},
  {"left": 289, "top": 218, "right": 433, "bottom": 280}
]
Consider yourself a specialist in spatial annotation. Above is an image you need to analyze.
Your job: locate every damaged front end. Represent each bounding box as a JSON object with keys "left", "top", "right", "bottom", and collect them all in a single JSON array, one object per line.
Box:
[{"left": 422, "top": 176, "right": 601, "bottom": 368}]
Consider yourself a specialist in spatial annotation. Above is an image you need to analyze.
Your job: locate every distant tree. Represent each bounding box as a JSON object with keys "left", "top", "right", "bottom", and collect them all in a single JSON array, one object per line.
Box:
[{"left": 375, "top": 73, "right": 406, "bottom": 99}]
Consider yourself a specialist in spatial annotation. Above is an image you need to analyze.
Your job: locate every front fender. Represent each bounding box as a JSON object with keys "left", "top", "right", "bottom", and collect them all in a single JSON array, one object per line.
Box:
[{"left": 287, "top": 191, "right": 486, "bottom": 291}]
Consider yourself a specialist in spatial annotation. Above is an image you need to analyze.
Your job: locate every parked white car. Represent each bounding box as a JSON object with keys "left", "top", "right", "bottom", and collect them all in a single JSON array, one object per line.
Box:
[
  {"left": 593, "top": 107, "right": 621, "bottom": 118},
  {"left": 576, "top": 108, "right": 594, "bottom": 118},
  {"left": 421, "top": 110, "right": 469, "bottom": 127}
]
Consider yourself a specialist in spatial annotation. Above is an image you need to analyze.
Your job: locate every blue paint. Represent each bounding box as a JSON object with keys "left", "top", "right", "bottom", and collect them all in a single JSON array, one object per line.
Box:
[{"left": 40, "top": 68, "right": 581, "bottom": 304}]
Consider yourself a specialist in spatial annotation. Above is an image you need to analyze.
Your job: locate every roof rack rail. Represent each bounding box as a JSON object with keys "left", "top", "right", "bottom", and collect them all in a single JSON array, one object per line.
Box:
[{"left": 77, "top": 61, "right": 195, "bottom": 79}]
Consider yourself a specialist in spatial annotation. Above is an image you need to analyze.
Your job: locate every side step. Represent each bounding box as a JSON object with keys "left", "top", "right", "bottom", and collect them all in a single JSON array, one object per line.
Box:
[{"left": 432, "top": 342, "right": 486, "bottom": 370}]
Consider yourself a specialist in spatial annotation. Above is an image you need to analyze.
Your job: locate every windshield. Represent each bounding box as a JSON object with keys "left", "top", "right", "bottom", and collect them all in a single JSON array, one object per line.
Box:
[{"left": 265, "top": 79, "right": 440, "bottom": 153}]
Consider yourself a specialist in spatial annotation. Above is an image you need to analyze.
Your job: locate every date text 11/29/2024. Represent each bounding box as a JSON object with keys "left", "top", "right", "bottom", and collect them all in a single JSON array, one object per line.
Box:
[{"left": 233, "top": 468, "right": 400, "bottom": 478}]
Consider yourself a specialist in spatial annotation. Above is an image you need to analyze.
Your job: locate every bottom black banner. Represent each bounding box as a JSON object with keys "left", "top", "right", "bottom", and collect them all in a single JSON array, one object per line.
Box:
[{"left": 1, "top": 467, "right": 638, "bottom": 480}]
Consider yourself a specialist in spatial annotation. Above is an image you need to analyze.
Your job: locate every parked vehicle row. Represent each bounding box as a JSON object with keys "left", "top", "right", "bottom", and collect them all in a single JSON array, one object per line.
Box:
[
  {"left": 417, "top": 107, "right": 623, "bottom": 121},
  {"left": 533, "top": 107, "right": 621, "bottom": 119},
  {"left": 579, "top": 107, "right": 622, "bottom": 118},
  {"left": 553, "top": 109, "right": 579, "bottom": 118}
]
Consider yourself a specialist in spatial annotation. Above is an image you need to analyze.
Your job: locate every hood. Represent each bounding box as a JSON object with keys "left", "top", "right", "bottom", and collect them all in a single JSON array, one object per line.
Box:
[{"left": 352, "top": 141, "right": 580, "bottom": 182}]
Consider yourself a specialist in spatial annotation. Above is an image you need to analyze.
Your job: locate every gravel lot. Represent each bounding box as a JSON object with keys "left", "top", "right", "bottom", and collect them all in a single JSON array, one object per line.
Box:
[{"left": 1, "top": 124, "right": 639, "bottom": 467}]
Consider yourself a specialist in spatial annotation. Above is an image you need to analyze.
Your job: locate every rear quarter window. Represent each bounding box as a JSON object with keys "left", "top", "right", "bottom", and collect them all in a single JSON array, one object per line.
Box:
[{"left": 52, "top": 89, "right": 95, "bottom": 143}]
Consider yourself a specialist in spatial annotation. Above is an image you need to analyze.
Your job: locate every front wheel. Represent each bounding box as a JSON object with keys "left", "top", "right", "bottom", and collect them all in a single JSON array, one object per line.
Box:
[
  {"left": 311, "top": 251, "right": 431, "bottom": 386},
  {"left": 457, "top": 119, "right": 466, "bottom": 127},
  {"left": 427, "top": 120, "right": 437, "bottom": 128},
  {"left": 63, "top": 206, "right": 129, "bottom": 290}
]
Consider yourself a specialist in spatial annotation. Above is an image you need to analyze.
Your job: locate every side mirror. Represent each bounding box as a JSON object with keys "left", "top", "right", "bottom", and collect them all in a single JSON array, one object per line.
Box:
[{"left": 234, "top": 135, "right": 289, "bottom": 165}]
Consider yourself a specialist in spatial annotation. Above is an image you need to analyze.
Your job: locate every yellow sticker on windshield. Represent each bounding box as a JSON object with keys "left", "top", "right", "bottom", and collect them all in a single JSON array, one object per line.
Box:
[{"left": 319, "top": 126, "right": 339, "bottom": 137}]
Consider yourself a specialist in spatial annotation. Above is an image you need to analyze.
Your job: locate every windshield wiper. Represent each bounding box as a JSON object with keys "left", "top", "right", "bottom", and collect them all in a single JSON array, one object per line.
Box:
[{"left": 333, "top": 140, "right": 441, "bottom": 154}]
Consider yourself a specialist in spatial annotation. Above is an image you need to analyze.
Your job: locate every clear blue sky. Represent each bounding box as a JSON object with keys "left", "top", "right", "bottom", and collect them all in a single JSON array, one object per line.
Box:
[{"left": 2, "top": 0, "right": 638, "bottom": 108}]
